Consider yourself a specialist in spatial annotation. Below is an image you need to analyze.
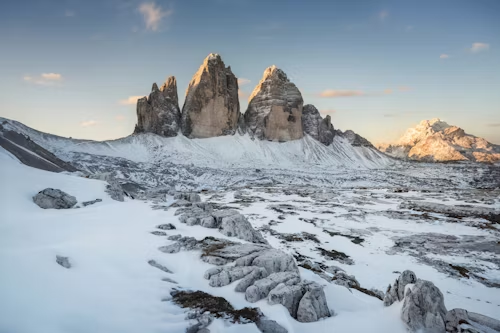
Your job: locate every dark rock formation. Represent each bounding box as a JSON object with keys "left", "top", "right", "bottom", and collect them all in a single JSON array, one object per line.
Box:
[
  {"left": 245, "top": 66, "right": 304, "bottom": 142},
  {"left": 337, "top": 129, "right": 374, "bottom": 147},
  {"left": 301, "top": 104, "right": 335, "bottom": 145},
  {"left": 33, "top": 188, "right": 77, "bottom": 209},
  {"left": 134, "top": 76, "right": 181, "bottom": 137},
  {"left": 181, "top": 54, "right": 240, "bottom": 138}
]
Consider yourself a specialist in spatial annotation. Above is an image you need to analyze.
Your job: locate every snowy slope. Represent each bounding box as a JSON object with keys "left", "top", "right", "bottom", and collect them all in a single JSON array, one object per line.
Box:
[{"left": 1, "top": 117, "right": 394, "bottom": 170}]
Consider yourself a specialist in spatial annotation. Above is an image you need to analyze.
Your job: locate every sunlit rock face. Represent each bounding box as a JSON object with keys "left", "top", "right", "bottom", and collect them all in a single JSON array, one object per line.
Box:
[
  {"left": 378, "top": 118, "right": 500, "bottom": 163},
  {"left": 302, "top": 104, "right": 335, "bottom": 146},
  {"left": 181, "top": 54, "right": 240, "bottom": 138},
  {"left": 134, "top": 76, "right": 181, "bottom": 137},
  {"left": 244, "top": 66, "right": 304, "bottom": 142}
]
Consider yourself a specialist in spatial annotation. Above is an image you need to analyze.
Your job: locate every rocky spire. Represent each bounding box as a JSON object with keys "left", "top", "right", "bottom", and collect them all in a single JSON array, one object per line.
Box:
[
  {"left": 181, "top": 53, "right": 240, "bottom": 138},
  {"left": 302, "top": 104, "right": 335, "bottom": 146},
  {"left": 244, "top": 66, "right": 304, "bottom": 142},
  {"left": 134, "top": 76, "right": 181, "bottom": 137}
]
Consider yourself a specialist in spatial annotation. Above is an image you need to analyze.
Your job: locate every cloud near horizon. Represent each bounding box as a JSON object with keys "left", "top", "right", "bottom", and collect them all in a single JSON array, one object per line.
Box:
[
  {"left": 320, "top": 109, "right": 336, "bottom": 115},
  {"left": 80, "top": 120, "right": 99, "bottom": 127},
  {"left": 119, "top": 95, "right": 144, "bottom": 105},
  {"left": 470, "top": 43, "right": 489, "bottom": 53},
  {"left": 23, "top": 73, "right": 63, "bottom": 85},
  {"left": 319, "top": 89, "right": 364, "bottom": 98},
  {"left": 139, "top": 2, "right": 172, "bottom": 32},
  {"left": 237, "top": 78, "right": 251, "bottom": 86},
  {"left": 487, "top": 123, "right": 500, "bottom": 127},
  {"left": 440, "top": 54, "right": 449, "bottom": 59}
]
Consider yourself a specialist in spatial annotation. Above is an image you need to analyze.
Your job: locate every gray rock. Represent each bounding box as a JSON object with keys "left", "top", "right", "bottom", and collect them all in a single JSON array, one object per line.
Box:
[
  {"left": 219, "top": 213, "right": 268, "bottom": 244},
  {"left": 255, "top": 317, "right": 288, "bottom": 333},
  {"left": 174, "top": 193, "right": 201, "bottom": 203},
  {"left": 446, "top": 309, "right": 500, "bottom": 333},
  {"left": 157, "top": 223, "right": 176, "bottom": 230},
  {"left": 171, "top": 199, "right": 192, "bottom": 207},
  {"left": 245, "top": 272, "right": 300, "bottom": 302},
  {"left": 337, "top": 129, "right": 374, "bottom": 147},
  {"left": 151, "top": 231, "right": 167, "bottom": 236},
  {"left": 206, "top": 266, "right": 258, "bottom": 288},
  {"left": 200, "top": 216, "right": 217, "bottom": 228},
  {"left": 159, "top": 243, "right": 181, "bottom": 254},
  {"left": 167, "top": 234, "right": 182, "bottom": 241},
  {"left": 268, "top": 283, "right": 305, "bottom": 318},
  {"left": 82, "top": 198, "right": 102, "bottom": 207},
  {"left": 148, "top": 259, "right": 173, "bottom": 273},
  {"left": 296, "top": 282, "right": 331, "bottom": 323},
  {"left": 237, "top": 248, "right": 298, "bottom": 275},
  {"left": 56, "top": 255, "right": 71, "bottom": 269},
  {"left": 134, "top": 77, "right": 181, "bottom": 137},
  {"left": 211, "top": 209, "right": 240, "bottom": 225},
  {"left": 106, "top": 181, "right": 125, "bottom": 202},
  {"left": 302, "top": 104, "right": 335, "bottom": 146},
  {"left": 401, "top": 280, "right": 447, "bottom": 333},
  {"left": 235, "top": 267, "right": 269, "bottom": 292},
  {"left": 331, "top": 271, "right": 360, "bottom": 288},
  {"left": 181, "top": 54, "right": 240, "bottom": 138},
  {"left": 384, "top": 270, "right": 417, "bottom": 306},
  {"left": 33, "top": 188, "right": 77, "bottom": 209},
  {"left": 245, "top": 66, "right": 304, "bottom": 142}
]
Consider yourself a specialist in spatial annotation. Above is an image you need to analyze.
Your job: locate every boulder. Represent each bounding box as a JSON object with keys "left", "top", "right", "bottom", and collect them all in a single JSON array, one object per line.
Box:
[
  {"left": 245, "top": 272, "right": 300, "bottom": 302},
  {"left": 401, "top": 280, "right": 447, "bottom": 333},
  {"left": 446, "top": 308, "right": 500, "bottom": 333},
  {"left": 56, "top": 255, "right": 71, "bottom": 269},
  {"left": 105, "top": 181, "right": 125, "bottom": 202},
  {"left": 219, "top": 213, "right": 268, "bottom": 244},
  {"left": 296, "top": 282, "right": 331, "bottom": 323},
  {"left": 134, "top": 76, "right": 181, "bottom": 137},
  {"left": 268, "top": 283, "right": 305, "bottom": 318},
  {"left": 33, "top": 188, "right": 77, "bottom": 209},
  {"left": 181, "top": 54, "right": 240, "bottom": 138},
  {"left": 244, "top": 66, "right": 304, "bottom": 142},
  {"left": 235, "top": 248, "right": 299, "bottom": 275},
  {"left": 174, "top": 193, "right": 201, "bottom": 203},
  {"left": 302, "top": 104, "right": 335, "bottom": 145},
  {"left": 384, "top": 270, "right": 417, "bottom": 306}
]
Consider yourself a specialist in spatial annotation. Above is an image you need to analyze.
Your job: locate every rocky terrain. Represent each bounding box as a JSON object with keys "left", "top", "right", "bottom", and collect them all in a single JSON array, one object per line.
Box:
[{"left": 378, "top": 118, "right": 500, "bottom": 163}]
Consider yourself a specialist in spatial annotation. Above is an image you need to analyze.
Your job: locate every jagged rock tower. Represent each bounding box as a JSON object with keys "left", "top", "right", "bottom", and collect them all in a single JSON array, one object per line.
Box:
[
  {"left": 244, "top": 66, "right": 304, "bottom": 142},
  {"left": 301, "top": 104, "right": 335, "bottom": 146},
  {"left": 134, "top": 76, "right": 181, "bottom": 137},
  {"left": 181, "top": 54, "right": 240, "bottom": 138}
]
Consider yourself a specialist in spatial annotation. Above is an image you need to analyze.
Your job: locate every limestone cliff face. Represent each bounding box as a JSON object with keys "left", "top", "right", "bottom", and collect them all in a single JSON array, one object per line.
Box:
[
  {"left": 134, "top": 76, "right": 181, "bottom": 137},
  {"left": 302, "top": 104, "right": 335, "bottom": 146},
  {"left": 244, "top": 66, "right": 303, "bottom": 142},
  {"left": 378, "top": 118, "right": 500, "bottom": 163},
  {"left": 181, "top": 54, "right": 240, "bottom": 138}
]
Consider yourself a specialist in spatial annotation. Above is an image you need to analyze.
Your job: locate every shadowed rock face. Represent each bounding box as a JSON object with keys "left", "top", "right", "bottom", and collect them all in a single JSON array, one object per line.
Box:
[
  {"left": 181, "top": 54, "right": 240, "bottom": 138},
  {"left": 302, "top": 104, "right": 335, "bottom": 145},
  {"left": 134, "top": 76, "right": 181, "bottom": 137},
  {"left": 245, "top": 66, "right": 304, "bottom": 142}
]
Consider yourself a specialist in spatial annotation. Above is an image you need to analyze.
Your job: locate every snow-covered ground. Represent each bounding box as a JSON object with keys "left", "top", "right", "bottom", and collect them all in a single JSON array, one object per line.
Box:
[{"left": 1, "top": 143, "right": 499, "bottom": 333}]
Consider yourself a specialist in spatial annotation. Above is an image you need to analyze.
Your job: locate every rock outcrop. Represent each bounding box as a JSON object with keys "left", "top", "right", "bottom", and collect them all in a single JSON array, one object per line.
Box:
[
  {"left": 181, "top": 54, "right": 240, "bottom": 138},
  {"left": 33, "top": 188, "right": 77, "bottom": 209},
  {"left": 384, "top": 270, "right": 417, "bottom": 306},
  {"left": 134, "top": 76, "right": 181, "bottom": 137},
  {"left": 446, "top": 308, "right": 500, "bottom": 333},
  {"left": 302, "top": 104, "right": 335, "bottom": 145},
  {"left": 337, "top": 129, "right": 374, "bottom": 147},
  {"left": 245, "top": 66, "right": 304, "bottom": 142},
  {"left": 378, "top": 118, "right": 500, "bottom": 163}
]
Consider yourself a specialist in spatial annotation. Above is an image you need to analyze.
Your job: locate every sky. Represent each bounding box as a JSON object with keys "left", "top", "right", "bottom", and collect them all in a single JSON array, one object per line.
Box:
[{"left": 0, "top": 0, "right": 499, "bottom": 144}]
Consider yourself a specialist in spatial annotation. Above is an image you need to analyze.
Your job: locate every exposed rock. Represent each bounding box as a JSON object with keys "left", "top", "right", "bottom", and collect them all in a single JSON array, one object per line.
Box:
[
  {"left": 337, "top": 129, "right": 374, "bottom": 147},
  {"left": 151, "top": 231, "right": 167, "bottom": 236},
  {"left": 331, "top": 271, "right": 360, "bottom": 288},
  {"left": 302, "top": 104, "right": 335, "bottom": 145},
  {"left": 148, "top": 259, "right": 173, "bottom": 273},
  {"left": 174, "top": 193, "right": 201, "bottom": 203},
  {"left": 157, "top": 223, "right": 176, "bottom": 230},
  {"left": 33, "top": 188, "right": 77, "bottom": 209},
  {"left": 384, "top": 270, "right": 417, "bottom": 306},
  {"left": 296, "top": 282, "right": 331, "bottom": 323},
  {"left": 219, "top": 214, "right": 268, "bottom": 244},
  {"left": 181, "top": 54, "right": 240, "bottom": 138},
  {"left": 378, "top": 118, "right": 500, "bottom": 163},
  {"left": 134, "top": 77, "right": 181, "bottom": 137},
  {"left": 401, "top": 280, "right": 447, "bottom": 333},
  {"left": 268, "top": 283, "right": 305, "bottom": 318},
  {"left": 82, "top": 199, "right": 102, "bottom": 207},
  {"left": 245, "top": 272, "right": 301, "bottom": 302},
  {"left": 245, "top": 66, "right": 304, "bottom": 142},
  {"left": 236, "top": 248, "right": 299, "bottom": 275},
  {"left": 446, "top": 308, "right": 500, "bottom": 333},
  {"left": 56, "top": 255, "right": 71, "bottom": 269},
  {"left": 105, "top": 181, "right": 125, "bottom": 202}
]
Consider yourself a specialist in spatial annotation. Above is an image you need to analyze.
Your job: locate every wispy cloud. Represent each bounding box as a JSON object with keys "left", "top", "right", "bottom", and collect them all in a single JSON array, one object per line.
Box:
[
  {"left": 440, "top": 54, "right": 450, "bottom": 59},
  {"left": 238, "top": 90, "right": 249, "bottom": 100},
  {"left": 119, "top": 95, "right": 144, "bottom": 105},
  {"left": 487, "top": 123, "right": 500, "bottom": 127},
  {"left": 23, "top": 73, "right": 63, "bottom": 86},
  {"left": 115, "top": 115, "right": 126, "bottom": 121},
  {"left": 237, "top": 78, "right": 251, "bottom": 86},
  {"left": 470, "top": 42, "right": 490, "bottom": 53},
  {"left": 80, "top": 120, "right": 99, "bottom": 127},
  {"left": 320, "top": 109, "right": 336, "bottom": 115},
  {"left": 383, "top": 114, "right": 396, "bottom": 118},
  {"left": 384, "top": 88, "right": 393, "bottom": 95},
  {"left": 319, "top": 89, "right": 364, "bottom": 98},
  {"left": 138, "top": 2, "right": 172, "bottom": 32},
  {"left": 64, "top": 10, "right": 75, "bottom": 17},
  {"left": 398, "top": 86, "right": 412, "bottom": 92},
  {"left": 379, "top": 10, "right": 389, "bottom": 21}
]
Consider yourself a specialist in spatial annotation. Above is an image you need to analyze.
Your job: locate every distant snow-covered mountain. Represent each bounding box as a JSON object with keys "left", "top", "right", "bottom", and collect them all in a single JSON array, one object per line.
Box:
[{"left": 378, "top": 118, "right": 500, "bottom": 163}]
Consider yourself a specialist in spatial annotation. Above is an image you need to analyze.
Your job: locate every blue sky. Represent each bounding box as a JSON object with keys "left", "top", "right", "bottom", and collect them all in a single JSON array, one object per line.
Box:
[{"left": 1, "top": 0, "right": 499, "bottom": 143}]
